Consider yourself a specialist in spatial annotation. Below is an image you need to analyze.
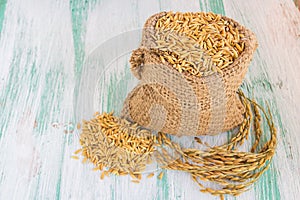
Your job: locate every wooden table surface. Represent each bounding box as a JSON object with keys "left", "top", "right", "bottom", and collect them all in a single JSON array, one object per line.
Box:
[{"left": 0, "top": 0, "right": 300, "bottom": 199}]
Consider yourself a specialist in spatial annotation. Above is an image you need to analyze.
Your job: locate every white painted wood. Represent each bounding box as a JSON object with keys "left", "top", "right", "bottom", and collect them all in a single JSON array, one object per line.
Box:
[
  {"left": 224, "top": 1, "right": 300, "bottom": 199},
  {"left": 224, "top": 0, "right": 300, "bottom": 101}
]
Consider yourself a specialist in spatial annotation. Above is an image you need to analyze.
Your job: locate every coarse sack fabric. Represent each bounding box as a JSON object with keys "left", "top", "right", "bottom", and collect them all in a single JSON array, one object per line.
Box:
[{"left": 122, "top": 12, "right": 258, "bottom": 136}]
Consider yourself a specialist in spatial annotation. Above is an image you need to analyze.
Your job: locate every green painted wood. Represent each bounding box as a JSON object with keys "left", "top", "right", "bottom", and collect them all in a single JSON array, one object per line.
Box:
[
  {"left": 224, "top": 2, "right": 300, "bottom": 200},
  {"left": 0, "top": 0, "right": 7, "bottom": 37},
  {"left": 70, "top": 0, "right": 99, "bottom": 115}
]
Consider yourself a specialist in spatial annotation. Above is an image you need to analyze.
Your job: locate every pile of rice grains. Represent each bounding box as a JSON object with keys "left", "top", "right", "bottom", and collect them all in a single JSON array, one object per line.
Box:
[
  {"left": 72, "top": 12, "right": 276, "bottom": 199},
  {"left": 151, "top": 11, "right": 245, "bottom": 76}
]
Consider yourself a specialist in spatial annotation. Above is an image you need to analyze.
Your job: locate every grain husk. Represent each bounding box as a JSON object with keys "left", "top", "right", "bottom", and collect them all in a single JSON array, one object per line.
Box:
[{"left": 122, "top": 11, "right": 258, "bottom": 136}]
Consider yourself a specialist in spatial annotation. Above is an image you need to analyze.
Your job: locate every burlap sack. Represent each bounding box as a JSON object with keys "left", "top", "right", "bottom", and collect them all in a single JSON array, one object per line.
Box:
[{"left": 122, "top": 12, "right": 258, "bottom": 136}]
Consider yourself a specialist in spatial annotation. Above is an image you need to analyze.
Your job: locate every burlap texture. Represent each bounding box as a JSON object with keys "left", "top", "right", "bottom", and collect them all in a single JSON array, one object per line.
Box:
[{"left": 122, "top": 12, "right": 258, "bottom": 136}]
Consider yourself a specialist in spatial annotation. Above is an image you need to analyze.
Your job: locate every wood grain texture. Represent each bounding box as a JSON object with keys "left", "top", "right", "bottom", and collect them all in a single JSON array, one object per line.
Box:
[
  {"left": 224, "top": 1, "right": 300, "bottom": 200},
  {"left": 0, "top": 0, "right": 299, "bottom": 199}
]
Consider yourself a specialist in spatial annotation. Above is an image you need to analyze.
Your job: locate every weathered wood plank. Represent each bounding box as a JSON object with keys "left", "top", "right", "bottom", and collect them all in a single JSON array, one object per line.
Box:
[{"left": 224, "top": 1, "right": 300, "bottom": 200}]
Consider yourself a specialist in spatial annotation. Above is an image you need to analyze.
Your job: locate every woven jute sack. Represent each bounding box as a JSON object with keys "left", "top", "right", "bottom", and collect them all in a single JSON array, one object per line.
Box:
[{"left": 122, "top": 12, "right": 258, "bottom": 136}]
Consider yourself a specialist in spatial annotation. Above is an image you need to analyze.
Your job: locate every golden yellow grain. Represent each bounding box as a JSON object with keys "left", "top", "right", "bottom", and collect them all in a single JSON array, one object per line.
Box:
[
  {"left": 71, "top": 155, "right": 79, "bottom": 160},
  {"left": 194, "top": 137, "right": 203, "bottom": 144},
  {"left": 119, "top": 171, "right": 128, "bottom": 176},
  {"left": 76, "top": 123, "right": 81, "bottom": 130},
  {"left": 82, "top": 157, "right": 88, "bottom": 163},
  {"left": 152, "top": 11, "right": 245, "bottom": 77},
  {"left": 92, "top": 167, "right": 99, "bottom": 171},
  {"left": 158, "top": 172, "right": 164, "bottom": 180},
  {"left": 75, "top": 91, "right": 276, "bottom": 198},
  {"left": 94, "top": 112, "right": 154, "bottom": 154},
  {"left": 147, "top": 173, "right": 155, "bottom": 178},
  {"left": 151, "top": 90, "right": 276, "bottom": 197},
  {"left": 74, "top": 149, "right": 82, "bottom": 154},
  {"left": 131, "top": 180, "right": 140, "bottom": 184},
  {"left": 94, "top": 111, "right": 100, "bottom": 116},
  {"left": 130, "top": 172, "right": 138, "bottom": 180},
  {"left": 100, "top": 171, "right": 105, "bottom": 180},
  {"left": 137, "top": 174, "right": 142, "bottom": 180}
]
